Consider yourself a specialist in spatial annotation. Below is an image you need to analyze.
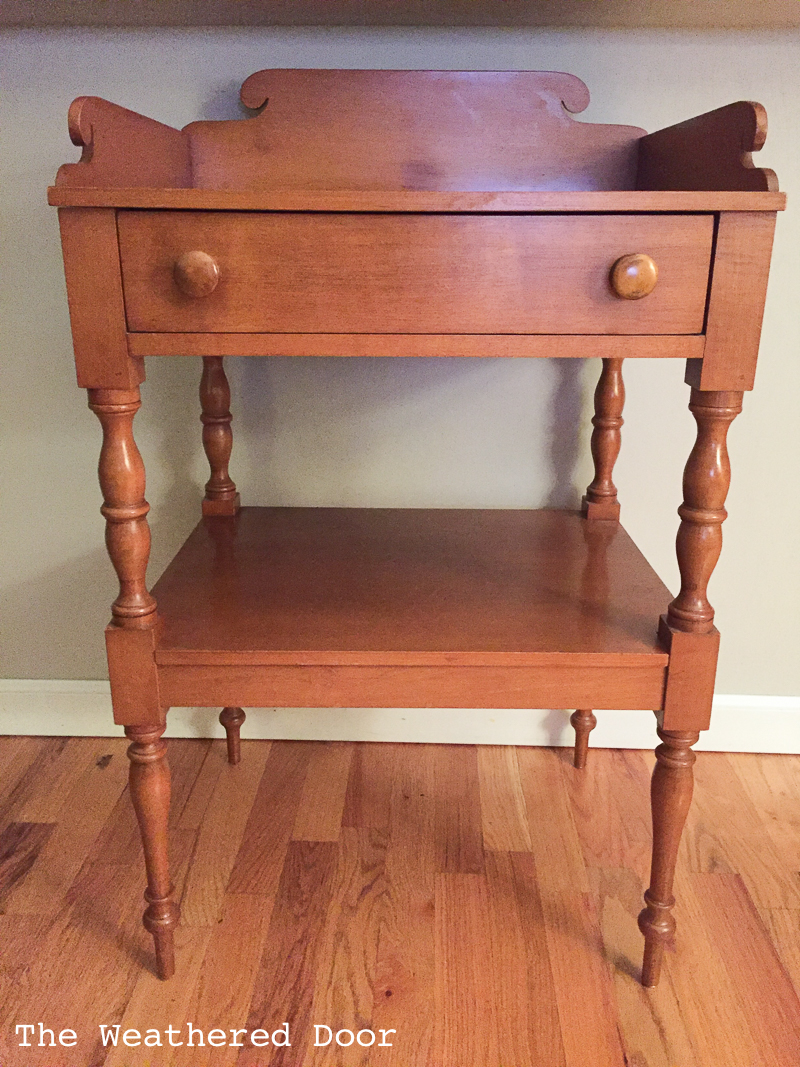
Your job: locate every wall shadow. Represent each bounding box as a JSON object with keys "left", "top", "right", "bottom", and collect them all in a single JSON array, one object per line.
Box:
[
  {"left": 545, "top": 358, "right": 587, "bottom": 508},
  {"left": 139, "top": 357, "right": 205, "bottom": 576},
  {"left": 1, "top": 357, "right": 210, "bottom": 680},
  {"left": 199, "top": 79, "right": 251, "bottom": 122}
]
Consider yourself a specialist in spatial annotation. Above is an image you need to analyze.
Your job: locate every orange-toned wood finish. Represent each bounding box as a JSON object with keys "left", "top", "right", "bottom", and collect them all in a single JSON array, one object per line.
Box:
[
  {"left": 650, "top": 387, "right": 742, "bottom": 738},
  {"left": 199, "top": 356, "right": 240, "bottom": 517},
  {"left": 129, "top": 332, "right": 705, "bottom": 361},
  {"left": 657, "top": 618, "right": 720, "bottom": 732},
  {"left": 50, "top": 70, "right": 783, "bottom": 988},
  {"left": 609, "top": 253, "right": 658, "bottom": 300},
  {"left": 219, "top": 706, "right": 246, "bottom": 765},
  {"left": 49, "top": 186, "right": 786, "bottom": 212},
  {"left": 57, "top": 208, "right": 143, "bottom": 390},
  {"left": 583, "top": 358, "right": 625, "bottom": 521},
  {"left": 224, "top": 69, "right": 643, "bottom": 192},
  {"left": 637, "top": 101, "right": 777, "bottom": 193},
  {"left": 150, "top": 508, "right": 670, "bottom": 665},
  {"left": 60, "top": 70, "right": 634, "bottom": 194},
  {"left": 687, "top": 211, "right": 778, "bottom": 391},
  {"left": 87, "top": 388, "right": 156, "bottom": 627},
  {"left": 117, "top": 210, "right": 714, "bottom": 336},
  {"left": 174, "top": 249, "right": 220, "bottom": 298},
  {"left": 668, "top": 390, "right": 743, "bottom": 634},
  {"left": 58, "top": 95, "right": 190, "bottom": 189},
  {"left": 638, "top": 728, "right": 700, "bottom": 987},
  {"left": 4, "top": 738, "right": 800, "bottom": 1066},
  {"left": 105, "top": 623, "right": 162, "bottom": 726},
  {"left": 570, "top": 709, "right": 597, "bottom": 769},
  {"left": 125, "top": 724, "right": 180, "bottom": 980}
]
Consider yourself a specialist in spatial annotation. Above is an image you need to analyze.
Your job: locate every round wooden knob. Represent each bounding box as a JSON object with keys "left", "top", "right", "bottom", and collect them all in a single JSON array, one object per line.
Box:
[
  {"left": 609, "top": 253, "right": 658, "bottom": 300},
  {"left": 173, "top": 251, "right": 220, "bottom": 298}
]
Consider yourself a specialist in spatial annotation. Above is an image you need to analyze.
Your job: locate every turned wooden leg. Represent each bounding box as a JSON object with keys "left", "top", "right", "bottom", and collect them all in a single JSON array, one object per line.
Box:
[
  {"left": 637, "top": 390, "right": 743, "bottom": 986},
  {"left": 88, "top": 388, "right": 157, "bottom": 626},
  {"left": 90, "top": 388, "right": 175, "bottom": 975},
  {"left": 638, "top": 728, "right": 699, "bottom": 987},
  {"left": 638, "top": 391, "right": 742, "bottom": 984},
  {"left": 582, "top": 357, "right": 624, "bottom": 521},
  {"left": 219, "top": 706, "right": 245, "bottom": 765},
  {"left": 667, "top": 390, "right": 743, "bottom": 633},
  {"left": 126, "top": 724, "right": 180, "bottom": 980},
  {"left": 570, "top": 709, "right": 597, "bottom": 769},
  {"left": 200, "top": 356, "right": 240, "bottom": 516}
]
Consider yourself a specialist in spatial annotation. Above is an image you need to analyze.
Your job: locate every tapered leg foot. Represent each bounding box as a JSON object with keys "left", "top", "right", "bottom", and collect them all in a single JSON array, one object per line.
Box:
[
  {"left": 220, "top": 706, "right": 245, "bottom": 765},
  {"left": 638, "top": 728, "right": 699, "bottom": 987},
  {"left": 144, "top": 888, "right": 177, "bottom": 980},
  {"left": 126, "top": 724, "right": 180, "bottom": 980},
  {"left": 570, "top": 709, "right": 597, "bottom": 769}
]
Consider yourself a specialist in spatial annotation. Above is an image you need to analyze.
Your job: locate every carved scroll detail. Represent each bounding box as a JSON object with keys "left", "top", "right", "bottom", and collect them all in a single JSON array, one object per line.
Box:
[
  {"left": 638, "top": 728, "right": 699, "bottom": 987},
  {"left": 583, "top": 358, "right": 625, "bottom": 520},
  {"left": 88, "top": 388, "right": 157, "bottom": 627},
  {"left": 126, "top": 724, "right": 180, "bottom": 980},
  {"left": 240, "top": 68, "right": 593, "bottom": 114},
  {"left": 57, "top": 96, "right": 190, "bottom": 189},
  {"left": 200, "top": 357, "right": 240, "bottom": 516},
  {"left": 637, "top": 100, "right": 778, "bottom": 193},
  {"left": 667, "top": 389, "right": 743, "bottom": 634},
  {"left": 184, "top": 70, "right": 645, "bottom": 192}
]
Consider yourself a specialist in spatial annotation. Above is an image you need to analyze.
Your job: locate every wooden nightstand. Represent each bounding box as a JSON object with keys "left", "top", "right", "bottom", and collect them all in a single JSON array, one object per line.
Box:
[{"left": 49, "top": 69, "right": 784, "bottom": 985}]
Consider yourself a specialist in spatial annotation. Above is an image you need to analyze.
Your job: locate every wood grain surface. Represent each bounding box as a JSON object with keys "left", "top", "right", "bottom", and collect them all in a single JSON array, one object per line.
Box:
[
  {"left": 688, "top": 210, "right": 778, "bottom": 391},
  {"left": 53, "top": 70, "right": 644, "bottom": 195},
  {"left": 3, "top": 738, "right": 799, "bottom": 1066},
  {"left": 127, "top": 331, "right": 706, "bottom": 361},
  {"left": 146, "top": 507, "right": 672, "bottom": 715},
  {"left": 152, "top": 508, "right": 672, "bottom": 663},
  {"left": 637, "top": 101, "right": 778, "bottom": 193},
  {"left": 118, "top": 211, "right": 713, "bottom": 335},
  {"left": 57, "top": 96, "right": 191, "bottom": 190},
  {"left": 188, "top": 69, "right": 642, "bottom": 193},
  {"left": 49, "top": 186, "right": 787, "bottom": 211},
  {"left": 57, "top": 208, "right": 143, "bottom": 390}
]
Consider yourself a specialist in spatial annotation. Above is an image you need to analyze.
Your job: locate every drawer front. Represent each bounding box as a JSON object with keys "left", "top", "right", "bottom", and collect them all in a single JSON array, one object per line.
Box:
[{"left": 118, "top": 211, "right": 714, "bottom": 335}]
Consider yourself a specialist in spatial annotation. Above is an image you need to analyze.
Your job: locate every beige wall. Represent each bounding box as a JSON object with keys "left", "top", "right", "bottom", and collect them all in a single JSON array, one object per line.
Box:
[{"left": 1, "top": 28, "right": 798, "bottom": 696}]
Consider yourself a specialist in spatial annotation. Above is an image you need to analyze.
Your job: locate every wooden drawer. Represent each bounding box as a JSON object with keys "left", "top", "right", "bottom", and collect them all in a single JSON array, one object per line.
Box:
[{"left": 118, "top": 211, "right": 714, "bottom": 335}]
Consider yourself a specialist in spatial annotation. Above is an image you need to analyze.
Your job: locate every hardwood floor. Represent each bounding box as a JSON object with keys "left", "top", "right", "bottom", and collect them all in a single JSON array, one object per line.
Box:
[{"left": 1, "top": 736, "right": 799, "bottom": 1066}]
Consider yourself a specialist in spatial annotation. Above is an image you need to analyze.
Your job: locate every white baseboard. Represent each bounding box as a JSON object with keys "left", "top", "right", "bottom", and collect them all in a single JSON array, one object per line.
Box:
[{"left": 0, "top": 681, "right": 798, "bottom": 753}]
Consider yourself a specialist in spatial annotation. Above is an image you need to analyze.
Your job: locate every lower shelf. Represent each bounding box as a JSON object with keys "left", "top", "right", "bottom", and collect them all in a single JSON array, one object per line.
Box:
[{"left": 150, "top": 507, "right": 671, "bottom": 711}]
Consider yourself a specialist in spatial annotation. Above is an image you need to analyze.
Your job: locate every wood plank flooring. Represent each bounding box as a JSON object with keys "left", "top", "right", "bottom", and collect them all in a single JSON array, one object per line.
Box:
[{"left": 0, "top": 737, "right": 799, "bottom": 1066}]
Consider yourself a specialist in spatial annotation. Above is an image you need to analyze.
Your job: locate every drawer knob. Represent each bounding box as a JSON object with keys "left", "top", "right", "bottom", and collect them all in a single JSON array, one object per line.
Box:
[
  {"left": 610, "top": 253, "right": 658, "bottom": 300},
  {"left": 173, "top": 251, "right": 220, "bottom": 298}
]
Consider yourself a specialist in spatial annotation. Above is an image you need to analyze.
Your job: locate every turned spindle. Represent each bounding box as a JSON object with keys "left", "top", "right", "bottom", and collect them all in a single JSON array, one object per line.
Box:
[
  {"left": 219, "top": 706, "right": 246, "bottom": 765},
  {"left": 126, "top": 724, "right": 180, "bottom": 980},
  {"left": 570, "top": 709, "right": 597, "bottom": 769},
  {"left": 582, "top": 358, "right": 625, "bottom": 521},
  {"left": 199, "top": 357, "right": 240, "bottom": 517},
  {"left": 88, "top": 388, "right": 157, "bottom": 627},
  {"left": 667, "top": 390, "right": 743, "bottom": 634},
  {"left": 638, "top": 729, "right": 699, "bottom": 986}
]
